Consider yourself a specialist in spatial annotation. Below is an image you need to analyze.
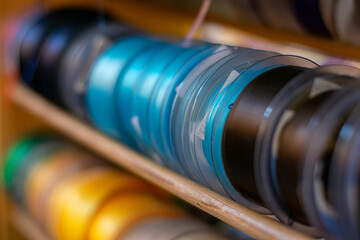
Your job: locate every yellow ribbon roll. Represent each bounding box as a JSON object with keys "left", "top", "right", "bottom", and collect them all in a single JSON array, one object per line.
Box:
[
  {"left": 45, "top": 167, "right": 112, "bottom": 238},
  {"left": 25, "top": 147, "right": 101, "bottom": 223},
  {"left": 46, "top": 167, "right": 168, "bottom": 240},
  {"left": 175, "top": 231, "right": 229, "bottom": 240},
  {"left": 88, "top": 193, "right": 184, "bottom": 240}
]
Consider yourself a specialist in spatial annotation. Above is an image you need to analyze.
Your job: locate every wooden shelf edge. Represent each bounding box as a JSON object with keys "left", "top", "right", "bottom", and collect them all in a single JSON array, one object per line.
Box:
[
  {"left": 146, "top": 0, "right": 360, "bottom": 60},
  {"left": 11, "top": 83, "right": 313, "bottom": 240},
  {"left": 44, "top": 0, "right": 360, "bottom": 60}
]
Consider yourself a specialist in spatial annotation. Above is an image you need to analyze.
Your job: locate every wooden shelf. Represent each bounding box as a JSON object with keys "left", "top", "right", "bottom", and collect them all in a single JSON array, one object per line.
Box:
[
  {"left": 154, "top": 1, "right": 360, "bottom": 60},
  {"left": 41, "top": 0, "right": 360, "bottom": 61},
  {"left": 10, "top": 83, "right": 314, "bottom": 240}
]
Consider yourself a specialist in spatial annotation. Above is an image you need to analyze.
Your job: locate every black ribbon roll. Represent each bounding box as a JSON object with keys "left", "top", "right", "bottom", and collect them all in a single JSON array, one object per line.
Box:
[
  {"left": 19, "top": 8, "right": 106, "bottom": 97},
  {"left": 300, "top": 87, "right": 360, "bottom": 239},
  {"left": 277, "top": 90, "right": 334, "bottom": 224},
  {"left": 290, "top": 0, "right": 332, "bottom": 37},
  {"left": 34, "top": 9, "right": 107, "bottom": 105},
  {"left": 330, "top": 102, "right": 360, "bottom": 240},
  {"left": 222, "top": 65, "right": 307, "bottom": 205}
]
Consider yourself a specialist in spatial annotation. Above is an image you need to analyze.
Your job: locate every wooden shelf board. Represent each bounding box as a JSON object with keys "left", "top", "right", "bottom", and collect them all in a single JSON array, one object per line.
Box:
[
  {"left": 10, "top": 83, "right": 314, "bottom": 240},
  {"left": 41, "top": 0, "right": 360, "bottom": 60},
  {"left": 123, "top": 0, "right": 360, "bottom": 60}
]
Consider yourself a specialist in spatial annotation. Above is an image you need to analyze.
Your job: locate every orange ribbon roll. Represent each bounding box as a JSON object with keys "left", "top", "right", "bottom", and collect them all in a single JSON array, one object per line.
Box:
[
  {"left": 88, "top": 193, "right": 184, "bottom": 240},
  {"left": 45, "top": 167, "right": 169, "bottom": 240},
  {"left": 25, "top": 147, "right": 101, "bottom": 223}
]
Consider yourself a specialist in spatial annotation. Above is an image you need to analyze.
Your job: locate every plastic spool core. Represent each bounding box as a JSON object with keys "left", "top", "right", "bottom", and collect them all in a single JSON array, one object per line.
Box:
[
  {"left": 255, "top": 65, "right": 360, "bottom": 235},
  {"left": 192, "top": 50, "right": 280, "bottom": 211},
  {"left": 330, "top": 103, "right": 360, "bottom": 240},
  {"left": 301, "top": 87, "right": 360, "bottom": 239},
  {"left": 181, "top": 48, "right": 259, "bottom": 194},
  {"left": 277, "top": 91, "right": 335, "bottom": 224},
  {"left": 222, "top": 65, "right": 307, "bottom": 205},
  {"left": 170, "top": 45, "right": 241, "bottom": 184}
]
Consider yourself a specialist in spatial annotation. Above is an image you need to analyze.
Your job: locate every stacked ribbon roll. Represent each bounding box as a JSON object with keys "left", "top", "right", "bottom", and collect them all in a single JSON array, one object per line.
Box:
[
  {"left": 153, "top": 0, "right": 360, "bottom": 46},
  {"left": 2, "top": 134, "right": 230, "bottom": 240},
  {"left": 5, "top": 7, "right": 360, "bottom": 239}
]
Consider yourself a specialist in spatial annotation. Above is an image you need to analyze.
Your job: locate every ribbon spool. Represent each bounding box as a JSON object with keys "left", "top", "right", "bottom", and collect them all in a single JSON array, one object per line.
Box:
[
  {"left": 289, "top": 0, "right": 331, "bottom": 37},
  {"left": 12, "top": 139, "right": 68, "bottom": 206},
  {"left": 58, "top": 22, "right": 138, "bottom": 120},
  {"left": 255, "top": 65, "right": 360, "bottom": 235},
  {"left": 115, "top": 41, "right": 175, "bottom": 156},
  {"left": 184, "top": 48, "right": 273, "bottom": 196},
  {"left": 147, "top": 43, "right": 215, "bottom": 163},
  {"left": 127, "top": 41, "right": 213, "bottom": 155},
  {"left": 173, "top": 46, "right": 248, "bottom": 195},
  {"left": 222, "top": 64, "right": 308, "bottom": 206},
  {"left": 122, "top": 217, "right": 225, "bottom": 240},
  {"left": 34, "top": 11, "right": 102, "bottom": 105},
  {"left": 2, "top": 134, "right": 51, "bottom": 190},
  {"left": 334, "top": 0, "right": 360, "bottom": 46},
  {"left": 274, "top": 89, "right": 340, "bottom": 228},
  {"left": 19, "top": 8, "right": 99, "bottom": 87},
  {"left": 330, "top": 103, "right": 360, "bottom": 240},
  {"left": 115, "top": 41, "right": 170, "bottom": 160},
  {"left": 116, "top": 42, "right": 166, "bottom": 142},
  {"left": 130, "top": 43, "right": 185, "bottom": 151},
  {"left": 45, "top": 167, "right": 169, "bottom": 240},
  {"left": 175, "top": 231, "right": 230, "bottom": 240},
  {"left": 2, "top": 7, "right": 44, "bottom": 91},
  {"left": 179, "top": 49, "right": 273, "bottom": 206},
  {"left": 170, "top": 45, "right": 243, "bottom": 185},
  {"left": 191, "top": 50, "right": 284, "bottom": 211},
  {"left": 220, "top": 55, "right": 316, "bottom": 212},
  {"left": 256, "top": 0, "right": 304, "bottom": 33},
  {"left": 88, "top": 193, "right": 183, "bottom": 240},
  {"left": 116, "top": 41, "right": 217, "bottom": 170},
  {"left": 300, "top": 87, "right": 360, "bottom": 239},
  {"left": 159, "top": 44, "right": 221, "bottom": 160},
  {"left": 19, "top": 10, "right": 56, "bottom": 86},
  {"left": 25, "top": 147, "right": 101, "bottom": 223},
  {"left": 86, "top": 36, "right": 161, "bottom": 145},
  {"left": 318, "top": 0, "right": 338, "bottom": 37}
]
